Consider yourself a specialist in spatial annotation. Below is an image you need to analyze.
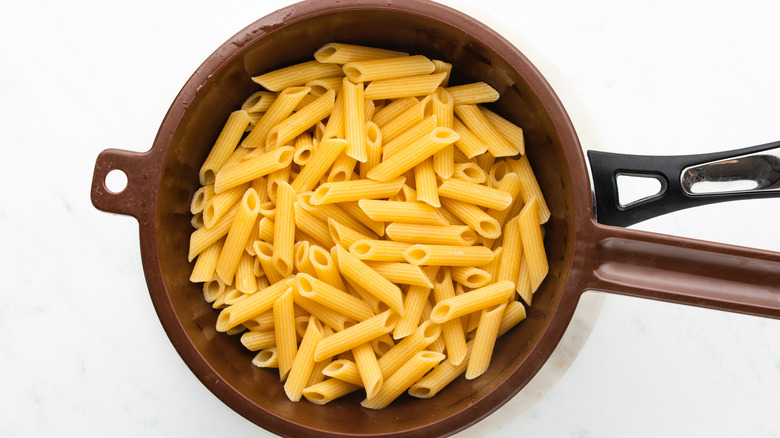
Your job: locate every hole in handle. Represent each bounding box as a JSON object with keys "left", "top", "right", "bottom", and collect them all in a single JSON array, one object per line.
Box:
[
  {"left": 616, "top": 173, "right": 666, "bottom": 208},
  {"left": 105, "top": 169, "right": 128, "bottom": 194}
]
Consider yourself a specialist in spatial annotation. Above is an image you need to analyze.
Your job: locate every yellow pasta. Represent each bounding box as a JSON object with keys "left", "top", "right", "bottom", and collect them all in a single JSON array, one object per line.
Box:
[
  {"left": 361, "top": 351, "right": 444, "bottom": 409},
  {"left": 240, "top": 329, "right": 276, "bottom": 350},
  {"left": 284, "top": 316, "right": 323, "bottom": 402},
  {"left": 293, "top": 240, "right": 317, "bottom": 277},
  {"left": 517, "top": 198, "right": 548, "bottom": 292},
  {"left": 363, "top": 72, "right": 447, "bottom": 100},
  {"left": 480, "top": 107, "right": 525, "bottom": 155},
  {"left": 343, "top": 55, "right": 435, "bottom": 83},
  {"left": 215, "top": 189, "right": 261, "bottom": 284},
  {"left": 190, "top": 238, "right": 223, "bottom": 282},
  {"left": 438, "top": 197, "right": 501, "bottom": 239},
  {"left": 314, "top": 42, "right": 408, "bottom": 64},
  {"left": 334, "top": 245, "right": 405, "bottom": 316},
  {"left": 339, "top": 201, "right": 385, "bottom": 236},
  {"left": 454, "top": 104, "right": 517, "bottom": 157},
  {"left": 377, "top": 320, "right": 440, "bottom": 378},
  {"left": 307, "top": 244, "right": 345, "bottom": 290},
  {"left": 449, "top": 266, "right": 492, "bottom": 289},
  {"left": 342, "top": 78, "right": 367, "bottom": 162},
  {"left": 266, "top": 89, "right": 336, "bottom": 150},
  {"left": 202, "top": 182, "right": 249, "bottom": 228},
  {"left": 451, "top": 163, "right": 487, "bottom": 185},
  {"left": 372, "top": 96, "right": 418, "bottom": 128},
  {"left": 353, "top": 342, "right": 383, "bottom": 399},
  {"left": 309, "top": 178, "right": 405, "bottom": 205},
  {"left": 322, "top": 359, "right": 363, "bottom": 386},
  {"left": 289, "top": 138, "right": 347, "bottom": 193},
  {"left": 429, "top": 280, "right": 514, "bottom": 324},
  {"left": 432, "top": 268, "right": 467, "bottom": 365},
  {"left": 360, "top": 122, "right": 383, "bottom": 179},
  {"left": 293, "top": 292, "right": 354, "bottom": 333},
  {"left": 252, "top": 348, "right": 279, "bottom": 369},
  {"left": 366, "top": 127, "right": 459, "bottom": 181},
  {"left": 393, "top": 266, "right": 438, "bottom": 339},
  {"left": 241, "top": 87, "right": 310, "bottom": 149},
  {"left": 432, "top": 87, "right": 455, "bottom": 178},
  {"left": 296, "top": 274, "right": 374, "bottom": 321},
  {"left": 507, "top": 155, "right": 551, "bottom": 223},
  {"left": 253, "top": 240, "right": 285, "bottom": 284},
  {"left": 381, "top": 115, "right": 438, "bottom": 160},
  {"left": 465, "top": 303, "right": 505, "bottom": 379},
  {"left": 349, "top": 239, "right": 411, "bottom": 262},
  {"left": 384, "top": 223, "right": 477, "bottom": 246},
  {"left": 380, "top": 95, "right": 432, "bottom": 143},
  {"left": 293, "top": 203, "right": 334, "bottom": 249},
  {"left": 191, "top": 184, "right": 215, "bottom": 214},
  {"left": 302, "top": 378, "right": 361, "bottom": 405},
  {"left": 446, "top": 82, "right": 500, "bottom": 105},
  {"left": 414, "top": 158, "right": 440, "bottom": 207},
  {"left": 235, "top": 251, "right": 258, "bottom": 294},
  {"left": 437, "top": 178, "right": 513, "bottom": 211},
  {"left": 314, "top": 310, "right": 399, "bottom": 362},
  {"left": 199, "top": 110, "right": 251, "bottom": 185},
  {"left": 358, "top": 200, "right": 447, "bottom": 226},
  {"left": 516, "top": 256, "right": 533, "bottom": 305},
  {"left": 215, "top": 277, "right": 293, "bottom": 332},
  {"left": 272, "top": 182, "right": 296, "bottom": 276},
  {"left": 431, "top": 59, "right": 452, "bottom": 86},
  {"left": 404, "top": 244, "right": 494, "bottom": 267},
  {"left": 202, "top": 275, "right": 226, "bottom": 304},
  {"left": 496, "top": 216, "right": 523, "bottom": 287},
  {"left": 327, "top": 217, "right": 373, "bottom": 249},
  {"left": 214, "top": 146, "right": 294, "bottom": 194},
  {"left": 364, "top": 262, "right": 433, "bottom": 288},
  {"left": 252, "top": 60, "right": 343, "bottom": 92}
]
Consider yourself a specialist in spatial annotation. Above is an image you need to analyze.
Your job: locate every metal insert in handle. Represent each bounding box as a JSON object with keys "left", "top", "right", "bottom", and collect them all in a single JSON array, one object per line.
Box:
[{"left": 588, "top": 139, "right": 780, "bottom": 227}]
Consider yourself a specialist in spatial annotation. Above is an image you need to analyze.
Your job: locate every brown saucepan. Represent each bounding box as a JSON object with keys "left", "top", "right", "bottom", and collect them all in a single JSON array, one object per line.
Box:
[{"left": 89, "top": 1, "right": 780, "bottom": 436}]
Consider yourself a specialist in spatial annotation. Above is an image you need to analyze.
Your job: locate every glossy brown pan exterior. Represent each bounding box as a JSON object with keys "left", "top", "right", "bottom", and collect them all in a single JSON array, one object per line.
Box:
[{"left": 90, "top": 1, "right": 780, "bottom": 436}]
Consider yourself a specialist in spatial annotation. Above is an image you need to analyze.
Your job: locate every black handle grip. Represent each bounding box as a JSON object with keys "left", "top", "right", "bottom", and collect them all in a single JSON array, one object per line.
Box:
[{"left": 588, "top": 140, "right": 780, "bottom": 227}]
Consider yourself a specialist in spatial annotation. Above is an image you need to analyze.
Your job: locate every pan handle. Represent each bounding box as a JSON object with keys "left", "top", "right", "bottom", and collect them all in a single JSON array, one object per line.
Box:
[
  {"left": 582, "top": 223, "right": 780, "bottom": 319},
  {"left": 588, "top": 139, "right": 780, "bottom": 227},
  {"left": 91, "top": 148, "right": 159, "bottom": 220}
]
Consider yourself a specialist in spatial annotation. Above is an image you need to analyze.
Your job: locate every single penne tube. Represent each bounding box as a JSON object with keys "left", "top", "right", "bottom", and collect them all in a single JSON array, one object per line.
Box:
[
  {"left": 372, "top": 97, "right": 419, "bottom": 128},
  {"left": 307, "top": 244, "right": 346, "bottom": 290},
  {"left": 215, "top": 277, "right": 294, "bottom": 331},
  {"left": 293, "top": 133, "right": 316, "bottom": 166},
  {"left": 253, "top": 240, "right": 284, "bottom": 284},
  {"left": 403, "top": 244, "right": 494, "bottom": 267},
  {"left": 377, "top": 320, "right": 441, "bottom": 377},
  {"left": 266, "top": 89, "right": 336, "bottom": 149},
  {"left": 302, "top": 378, "right": 362, "bottom": 405},
  {"left": 257, "top": 215, "right": 275, "bottom": 242},
  {"left": 284, "top": 317, "right": 323, "bottom": 402},
  {"left": 266, "top": 166, "right": 291, "bottom": 204},
  {"left": 349, "top": 239, "right": 411, "bottom": 262},
  {"left": 364, "top": 262, "right": 433, "bottom": 288},
  {"left": 299, "top": 193, "right": 378, "bottom": 238},
  {"left": 306, "top": 76, "right": 344, "bottom": 94},
  {"left": 191, "top": 184, "right": 215, "bottom": 214},
  {"left": 272, "top": 182, "right": 296, "bottom": 276},
  {"left": 202, "top": 275, "right": 226, "bottom": 303},
  {"left": 241, "top": 87, "right": 310, "bottom": 149},
  {"left": 322, "top": 87, "right": 346, "bottom": 140},
  {"left": 199, "top": 110, "right": 251, "bottom": 185},
  {"left": 475, "top": 151, "right": 496, "bottom": 174},
  {"left": 381, "top": 114, "right": 438, "bottom": 159},
  {"left": 380, "top": 95, "right": 432, "bottom": 143},
  {"left": 431, "top": 59, "right": 452, "bottom": 86},
  {"left": 343, "top": 55, "right": 435, "bottom": 83},
  {"left": 290, "top": 138, "right": 347, "bottom": 193},
  {"left": 294, "top": 240, "right": 316, "bottom": 276},
  {"left": 516, "top": 256, "right": 533, "bottom": 305},
  {"left": 432, "top": 87, "right": 455, "bottom": 178},
  {"left": 191, "top": 212, "right": 204, "bottom": 229},
  {"left": 293, "top": 293, "right": 355, "bottom": 333},
  {"left": 465, "top": 303, "right": 506, "bottom": 379},
  {"left": 363, "top": 72, "right": 447, "bottom": 100},
  {"left": 384, "top": 223, "right": 477, "bottom": 246},
  {"left": 334, "top": 245, "right": 405, "bottom": 316},
  {"left": 215, "top": 189, "right": 261, "bottom": 284},
  {"left": 328, "top": 218, "right": 373, "bottom": 249},
  {"left": 327, "top": 151, "right": 357, "bottom": 182},
  {"left": 499, "top": 300, "right": 527, "bottom": 335},
  {"left": 296, "top": 273, "right": 374, "bottom": 321},
  {"left": 214, "top": 146, "right": 294, "bottom": 194},
  {"left": 454, "top": 104, "right": 517, "bottom": 157},
  {"left": 314, "top": 310, "right": 399, "bottom": 362},
  {"left": 507, "top": 155, "right": 551, "bottom": 223},
  {"left": 371, "top": 333, "right": 395, "bottom": 357},
  {"left": 342, "top": 78, "right": 367, "bottom": 162},
  {"left": 322, "top": 359, "right": 363, "bottom": 386},
  {"left": 361, "top": 351, "right": 444, "bottom": 409},
  {"left": 239, "top": 330, "right": 276, "bottom": 352},
  {"left": 446, "top": 82, "right": 500, "bottom": 105},
  {"left": 189, "top": 206, "right": 238, "bottom": 261},
  {"left": 222, "top": 288, "right": 248, "bottom": 306},
  {"left": 480, "top": 107, "right": 525, "bottom": 155},
  {"left": 452, "top": 162, "right": 486, "bottom": 184},
  {"left": 353, "top": 342, "right": 383, "bottom": 399},
  {"left": 293, "top": 203, "right": 335, "bottom": 249},
  {"left": 339, "top": 201, "right": 386, "bottom": 236},
  {"left": 241, "top": 91, "right": 276, "bottom": 113},
  {"left": 360, "top": 122, "right": 383, "bottom": 179},
  {"left": 452, "top": 118, "right": 489, "bottom": 158},
  {"left": 242, "top": 309, "right": 275, "bottom": 332},
  {"left": 428, "top": 280, "right": 514, "bottom": 324},
  {"left": 366, "top": 127, "right": 459, "bottom": 181},
  {"left": 496, "top": 216, "right": 523, "bottom": 284},
  {"left": 307, "top": 354, "right": 334, "bottom": 388},
  {"left": 309, "top": 178, "right": 405, "bottom": 205},
  {"left": 252, "top": 60, "right": 343, "bottom": 92},
  {"left": 342, "top": 275, "right": 384, "bottom": 315},
  {"left": 517, "top": 198, "right": 548, "bottom": 292},
  {"left": 393, "top": 267, "right": 438, "bottom": 339},
  {"left": 432, "top": 268, "right": 468, "bottom": 365},
  {"left": 438, "top": 197, "right": 501, "bottom": 239},
  {"left": 358, "top": 200, "right": 447, "bottom": 226},
  {"left": 414, "top": 158, "right": 440, "bottom": 207},
  {"left": 190, "top": 238, "right": 223, "bottom": 282},
  {"left": 450, "top": 266, "right": 492, "bottom": 289},
  {"left": 437, "top": 177, "right": 513, "bottom": 210},
  {"left": 235, "top": 252, "right": 258, "bottom": 294},
  {"left": 252, "top": 348, "right": 279, "bottom": 368},
  {"left": 202, "top": 182, "right": 249, "bottom": 228},
  {"left": 485, "top": 172, "right": 522, "bottom": 228},
  {"left": 314, "top": 42, "right": 408, "bottom": 64}
]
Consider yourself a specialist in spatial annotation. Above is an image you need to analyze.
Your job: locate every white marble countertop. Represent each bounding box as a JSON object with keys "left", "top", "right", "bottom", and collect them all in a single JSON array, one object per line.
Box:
[{"left": 2, "top": 0, "right": 780, "bottom": 436}]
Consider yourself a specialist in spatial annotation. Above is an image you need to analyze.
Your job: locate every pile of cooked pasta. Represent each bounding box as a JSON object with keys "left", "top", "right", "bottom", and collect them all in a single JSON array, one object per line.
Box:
[{"left": 187, "top": 43, "right": 550, "bottom": 408}]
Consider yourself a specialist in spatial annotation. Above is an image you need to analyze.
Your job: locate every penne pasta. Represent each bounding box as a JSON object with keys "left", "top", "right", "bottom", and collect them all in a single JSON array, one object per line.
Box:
[
  {"left": 314, "top": 42, "right": 408, "bottom": 64},
  {"left": 215, "top": 189, "right": 261, "bottom": 284},
  {"left": 272, "top": 182, "right": 296, "bottom": 276},
  {"left": 199, "top": 110, "right": 251, "bottom": 185},
  {"left": 190, "top": 184, "right": 215, "bottom": 215},
  {"left": 214, "top": 147, "right": 294, "bottom": 194},
  {"left": 343, "top": 78, "right": 367, "bottom": 162},
  {"left": 302, "top": 378, "right": 361, "bottom": 405},
  {"left": 358, "top": 200, "right": 447, "bottom": 226},
  {"left": 366, "top": 127, "right": 459, "bottom": 182},
  {"left": 496, "top": 216, "right": 522, "bottom": 285},
  {"left": 284, "top": 316, "right": 323, "bottom": 401},
  {"left": 241, "top": 91, "right": 276, "bottom": 113},
  {"left": 465, "top": 303, "right": 505, "bottom": 379},
  {"left": 363, "top": 72, "right": 447, "bottom": 100},
  {"left": 432, "top": 268, "right": 468, "bottom": 365},
  {"left": 314, "top": 310, "right": 399, "bottom": 362},
  {"left": 296, "top": 273, "right": 374, "bottom": 321},
  {"left": 393, "top": 266, "right": 438, "bottom": 339},
  {"left": 322, "top": 359, "right": 363, "bottom": 386},
  {"left": 190, "top": 238, "right": 223, "bottom": 283},
  {"left": 252, "top": 60, "right": 343, "bottom": 92},
  {"left": 480, "top": 107, "right": 525, "bottom": 155},
  {"left": 364, "top": 262, "right": 433, "bottom": 288},
  {"left": 349, "top": 239, "right": 411, "bottom": 262},
  {"left": 507, "top": 155, "right": 551, "bottom": 223},
  {"left": 241, "top": 87, "right": 310, "bottom": 149},
  {"left": 352, "top": 342, "right": 383, "bottom": 399},
  {"left": 384, "top": 223, "right": 477, "bottom": 246},
  {"left": 266, "top": 89, "right": 336, "bottom": 149},
  {"left": 361, "top": 351, "right": 444, "bottom": 409},
  {"left": 517, "top": 199, "right": 548, "bottom": 293},
  {"left": 334, "top": 245, "right": 405, "bottom": 316},
  {"left": 451, "top": 118, "right": 489, "bottom": 159},
  {"left": 449, "top": 266, "right": 492, "bottom": 289},
  {"left": 414, "top": 158, "right": 440, "bottom": 207},
  {"left": 381, "top": 114, "right": 438, "bottom": 159},
  {"left": 437, "top": 178, "right": 513, "bottom": 211},
  {"left": 454, "top": 104, "right": 517, "bottom": 158},
  {"left": 438, "top": 197, "right": 501, "bottom": 239},
  {"left": 215, "top": 277, "right": 293, "bottom": 332},
  {"left": 404, "top": 244, "right": 494, "bottom": 267},
  {"left": 372, "top": 96, "right": 419, "bottom": 128},
  {"left": 428, "top": 281, "right": 514, "bottom": 324},
  {"left": 310, "top": 178, "right": 405, "bottom": 205},
  {"left": 446, "top": 82, "right": 500, "bottom": 105},
  {"left": 290, "top": 138, "right": 347, "bottom": 193},
  {"left": 343, "top": 55, "right": 435, "bottom": 83},
  {"left": 432, "top": 87, "right": 455, "bottom": 178},
  {"left": 380, "top": 95, "right": 433, "bottom": 143}
]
